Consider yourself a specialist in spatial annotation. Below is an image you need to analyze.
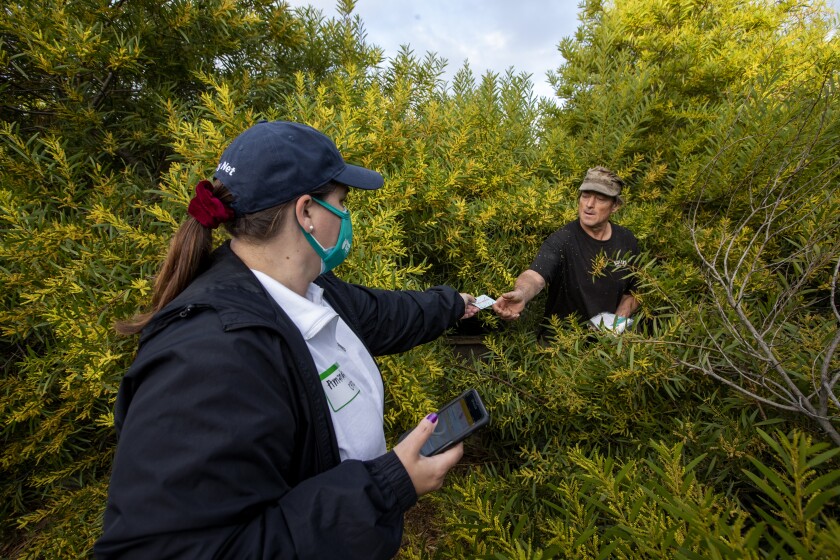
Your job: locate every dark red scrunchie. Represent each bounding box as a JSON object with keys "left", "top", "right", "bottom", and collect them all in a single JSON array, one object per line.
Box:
[{"left": 187, "top": 180, "right": 234, "bottom": 229}]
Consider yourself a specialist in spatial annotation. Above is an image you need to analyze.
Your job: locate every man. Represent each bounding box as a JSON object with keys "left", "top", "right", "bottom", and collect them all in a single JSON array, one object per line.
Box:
[{"left": 493, "top": 166, "right": 639, "bottom": 333}]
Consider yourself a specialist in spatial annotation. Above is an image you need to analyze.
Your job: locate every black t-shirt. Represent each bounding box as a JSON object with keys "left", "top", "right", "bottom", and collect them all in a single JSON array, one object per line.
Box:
[{"left": 529, "top": 219, "right": 638, "bottom": 323}]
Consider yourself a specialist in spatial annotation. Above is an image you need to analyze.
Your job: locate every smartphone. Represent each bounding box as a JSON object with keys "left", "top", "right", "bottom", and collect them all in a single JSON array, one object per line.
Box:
[{"left": 401, "top": 389, "right": 490, "bottom": 456}]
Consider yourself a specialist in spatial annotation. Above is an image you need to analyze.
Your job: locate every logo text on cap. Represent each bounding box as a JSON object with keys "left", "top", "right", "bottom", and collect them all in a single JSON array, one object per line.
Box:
[{"left": 217, "top": 161, "right": 236, "bottom": 176}]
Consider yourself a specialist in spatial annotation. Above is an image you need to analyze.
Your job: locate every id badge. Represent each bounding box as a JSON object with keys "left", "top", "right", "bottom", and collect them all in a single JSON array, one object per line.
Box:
[{"left": 319, "top": 362, "right": 360, "bottom": 412}]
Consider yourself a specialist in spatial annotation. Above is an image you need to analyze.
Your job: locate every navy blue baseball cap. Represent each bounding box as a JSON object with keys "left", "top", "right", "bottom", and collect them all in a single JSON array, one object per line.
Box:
[{"left": 213, "top": 120, "right": 384, "bottom": 215}]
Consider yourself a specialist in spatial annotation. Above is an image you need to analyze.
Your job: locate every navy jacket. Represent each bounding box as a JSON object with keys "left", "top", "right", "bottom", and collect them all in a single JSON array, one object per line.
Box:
[{"left": 95, "top": 242, "right": 465, "bottom": 559}]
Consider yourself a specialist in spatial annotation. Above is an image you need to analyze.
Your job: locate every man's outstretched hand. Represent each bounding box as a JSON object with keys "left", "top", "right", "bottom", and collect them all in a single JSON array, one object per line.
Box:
[{"left": 493, "top": 291, "right": 526, "bottom": 321}]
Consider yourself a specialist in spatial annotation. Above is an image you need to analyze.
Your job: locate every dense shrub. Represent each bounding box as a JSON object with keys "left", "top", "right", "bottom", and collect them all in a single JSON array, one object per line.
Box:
[{"left": 1, "top": 0, "right": 838, "bottom": 558}]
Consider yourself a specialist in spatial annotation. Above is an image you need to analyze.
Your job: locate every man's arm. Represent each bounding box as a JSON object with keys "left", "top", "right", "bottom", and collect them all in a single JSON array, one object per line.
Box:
[{"left": 492, "top": 270, "right": 546, "bottom": 321}]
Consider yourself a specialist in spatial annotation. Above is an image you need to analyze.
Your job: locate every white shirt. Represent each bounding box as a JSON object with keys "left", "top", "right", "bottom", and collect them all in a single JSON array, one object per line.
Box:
[{"left": 251, "top": 270, "right": 386, "bottom": 461}]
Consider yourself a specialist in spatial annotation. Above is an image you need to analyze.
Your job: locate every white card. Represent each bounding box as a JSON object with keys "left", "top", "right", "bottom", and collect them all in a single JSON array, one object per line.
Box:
[{"left": 473, "top": 294, "right": 495, "bottom": 309}]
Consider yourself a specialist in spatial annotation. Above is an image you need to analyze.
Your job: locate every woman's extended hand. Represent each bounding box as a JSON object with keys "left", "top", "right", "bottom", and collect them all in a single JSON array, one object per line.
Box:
[
  {"left": 393, "top": 414, "right": 464, "bottom": 497},
  {"left": 460, "top": 293, "right": 478, "bottom": 320}
]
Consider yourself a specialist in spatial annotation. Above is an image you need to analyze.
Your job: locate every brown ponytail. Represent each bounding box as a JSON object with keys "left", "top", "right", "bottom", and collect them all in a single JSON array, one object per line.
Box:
[{"left": 115, "top": 180, "right": 338, "bottom": 335}]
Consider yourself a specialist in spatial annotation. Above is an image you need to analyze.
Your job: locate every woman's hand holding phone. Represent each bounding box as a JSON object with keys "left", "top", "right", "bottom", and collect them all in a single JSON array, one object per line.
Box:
[{"left": 394, "top": 414, "right": 464, "bottom": 497}]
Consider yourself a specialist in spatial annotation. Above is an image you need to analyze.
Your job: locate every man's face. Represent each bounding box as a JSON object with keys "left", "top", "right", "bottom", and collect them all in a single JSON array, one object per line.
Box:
[{"left": 578, "top": 190, "right": 618, "bottom": 230}]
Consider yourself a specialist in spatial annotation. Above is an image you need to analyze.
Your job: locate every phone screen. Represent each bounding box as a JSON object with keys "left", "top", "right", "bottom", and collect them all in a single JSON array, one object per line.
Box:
[{"left": 421, "top": 390, "right": 487, "bottom": 456}]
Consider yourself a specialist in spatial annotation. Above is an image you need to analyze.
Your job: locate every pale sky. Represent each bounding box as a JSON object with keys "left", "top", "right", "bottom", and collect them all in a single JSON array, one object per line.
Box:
[
  {"left": 286, "top": 0, "right": 577, "bottom": 99},
  {"left": 287, "top": 0, "right": 840, "bottom": 101}
]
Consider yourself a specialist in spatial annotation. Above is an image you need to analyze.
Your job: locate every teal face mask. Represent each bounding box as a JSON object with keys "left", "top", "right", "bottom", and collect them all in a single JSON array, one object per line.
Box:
[{"left": 301, "top": 197, "right": 353, "bottom": 274}]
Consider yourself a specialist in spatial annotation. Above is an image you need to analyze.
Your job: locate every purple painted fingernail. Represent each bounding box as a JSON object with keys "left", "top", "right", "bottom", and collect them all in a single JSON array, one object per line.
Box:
[{"left": 426, "top": 413, "right": 438, "bottom": 423}]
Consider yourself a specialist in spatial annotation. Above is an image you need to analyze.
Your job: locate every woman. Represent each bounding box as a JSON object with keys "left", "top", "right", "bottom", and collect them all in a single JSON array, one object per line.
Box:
[{"left": 95, "top": 121, "right": 478, "bottom": 559}]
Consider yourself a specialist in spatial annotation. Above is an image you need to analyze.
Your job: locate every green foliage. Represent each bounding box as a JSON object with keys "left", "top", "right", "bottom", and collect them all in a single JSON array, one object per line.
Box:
[
  {"left": 2, "top": 0, "right": 840, "bottom": 558},
  {"left": 743, "top": 429, "right": 840, "bottom": 557},
  {"left": 672, "top": 71, "right": 840, "bottom": 444},
  {"left": 423, "top": 429, "right": 839, "bottom": 559}
]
